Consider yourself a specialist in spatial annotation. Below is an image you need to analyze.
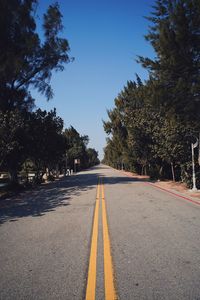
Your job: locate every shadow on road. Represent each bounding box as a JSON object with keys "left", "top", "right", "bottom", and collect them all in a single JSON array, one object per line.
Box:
[{"left": 0, "top": 166, "right": 147, "bottom": 225}]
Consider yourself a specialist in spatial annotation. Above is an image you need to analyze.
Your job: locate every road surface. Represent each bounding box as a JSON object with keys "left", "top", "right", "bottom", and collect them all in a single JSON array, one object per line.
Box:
[{"left": 0, "top": 165, "right": 200, "bottom": 299}]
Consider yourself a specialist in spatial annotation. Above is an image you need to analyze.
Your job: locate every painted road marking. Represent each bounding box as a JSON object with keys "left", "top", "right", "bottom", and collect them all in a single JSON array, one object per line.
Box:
[
  {"left": 85, "top": 179, "right": 100, "bottom": 300},
  {"left": 85, "top": 178, "right": 117, "bottom": 300},
  {"left": 145, "top": 182, "right": 200, "bottom": 206},
  {"left": 119, "top": 168, "right": 200, "bottom": 207},
  {"left": 101, "top": 179, "right": 117, "bottom": 300}
]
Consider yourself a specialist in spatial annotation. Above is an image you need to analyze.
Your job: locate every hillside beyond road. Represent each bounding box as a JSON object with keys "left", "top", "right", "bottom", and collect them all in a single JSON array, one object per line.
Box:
[{"left": 0, "top": 165, "right": 200, "bottom": 299}]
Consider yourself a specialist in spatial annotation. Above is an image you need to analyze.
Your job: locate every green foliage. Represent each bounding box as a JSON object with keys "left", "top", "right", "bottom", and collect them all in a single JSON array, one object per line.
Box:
[
  {"left": 63, "top": 126, "right": 89, "bottom": 170},
  {"left": 138, "top": 0, "right": 200, "bottom": 121},
  {"left": 0, "top": 1, "right": 99, "bottom": 187},
  {"left": 0, "top": 1, "right": 71, "bottom": 184},
  {"left": 103, "top": 0, "right": 200, "bottom": 186},
  {"left": 86, "top": 148, "right": 100, "bottom": 167},
  {"left": 0, "top": 109, "right": 28, "bottom": 181},
  {"left": 0, "top": 0, "right": 72, "bottom": 109},
  {"left": 27, "top": 108, "right": 65, "bottom": 180},
  {"left": 63, "top": 127, "right": 99, "bottom": 170}
]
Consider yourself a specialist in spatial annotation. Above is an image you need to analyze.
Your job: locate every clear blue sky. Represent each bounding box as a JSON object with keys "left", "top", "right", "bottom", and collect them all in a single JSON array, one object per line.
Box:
[{"left": 34, "top": 0, "right": 155, "bottom": 160}]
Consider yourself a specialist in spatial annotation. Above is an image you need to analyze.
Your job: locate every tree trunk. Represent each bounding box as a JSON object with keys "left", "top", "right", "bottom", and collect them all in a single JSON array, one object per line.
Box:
[
  {"left": 24, "top": 161, "right": 29, "bottom": 183},
  {"left": 159, "top": 166, "right": 163, "bottom": 177},
  {"left": 9, "top": 169, "right": 18, "bottom": 186},
  {"left": 56, "top": 164, "right": 59, "bottom": 178},
  {"left": 46, "top": 167, "right": 48, "bottom": 178},
  {"left": 171, "top": 162, "right": 175, "bottom": 181},
  {"left": 35, "top": 162, "right": 43, "bottom": 183},
  {"left": 141, "top": 165, "right": 144, "bottom": 175},
  {"left": 144, "top": 165, "right": 147, "bottom": 176}
]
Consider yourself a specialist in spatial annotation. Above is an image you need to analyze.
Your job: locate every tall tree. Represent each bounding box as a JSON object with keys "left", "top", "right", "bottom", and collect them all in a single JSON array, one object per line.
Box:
[
  {"left": 0, "top": 0, "right": 72, "bottom": 110},
  {"left": 63, "top": 126, "right": 89, "bottom": 170},
  {"left": 138, "top": 0, "right": 200, "bottom": 120},
  {"left": 86, "top": 148, "right": 100, "bottom": 167},
  {"left": 103, "top": 0, "right": 200, "bottom": 185},
  {"left": 0, "top": 110, "right": 28, "bottom": 183},
  {"left": 27, "top": 108, "right": 64, "bottom": 181},
  {"left": 0, "top": 0, "right": 72, "bottom": 184}
]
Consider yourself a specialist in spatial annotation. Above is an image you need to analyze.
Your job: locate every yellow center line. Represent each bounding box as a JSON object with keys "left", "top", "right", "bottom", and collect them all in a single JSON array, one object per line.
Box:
[
  {"left": 85, "top": 178, "right": 117, "bottom": 300},
  {"left": 101, "top": 179, "right": 117, "bottom": 300},
  {"left": 85, "top": 179, "right": 100, "bottom": 300}
]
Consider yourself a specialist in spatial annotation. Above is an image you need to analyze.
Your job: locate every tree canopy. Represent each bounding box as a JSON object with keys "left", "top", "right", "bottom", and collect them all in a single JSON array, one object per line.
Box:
[
  {"left": 0, "top": 0, "right": 72, "bottom": 111},
  {"left": 103, "top": 0, "right": 200, "bottom": 187},
  {"left": 0, "top": 1, "right": 99, "bottom": 186}
]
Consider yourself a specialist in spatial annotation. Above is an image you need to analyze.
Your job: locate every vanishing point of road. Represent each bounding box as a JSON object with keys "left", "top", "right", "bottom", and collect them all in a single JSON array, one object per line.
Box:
[{"left": 0, "top": 165, "right": 200, "bottom": 299}]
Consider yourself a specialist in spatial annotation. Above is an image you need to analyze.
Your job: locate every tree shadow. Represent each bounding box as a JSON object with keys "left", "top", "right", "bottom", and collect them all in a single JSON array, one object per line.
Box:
[
  {"left": 0, "top": 173, "right": 98, "bottom": 225},
  {"left": 0, "top": 167, "right": 148, "bottom": 225},
  {"left": 103, "top": 176, "right": 149, "bottom": 185}
]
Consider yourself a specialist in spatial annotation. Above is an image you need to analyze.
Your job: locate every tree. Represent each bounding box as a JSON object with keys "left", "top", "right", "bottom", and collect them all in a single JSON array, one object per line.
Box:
[
  {"left": 0, "top": 109, "right": 29, "bottom": 183},
  {"left": 27, "top": 108, "right": 65, "bottom": 181},
  {"left": 86, "top": 148, "right": 100, "bottom": 167},
  {"left": 103, "top": 78, "right": 145, "bottom": 171},
  {"left": 0, "top": 0, "right": 72, "bottom": 110},
  {"left": 138, "top": 0, "right": 200, "bottom": 121},
  {"left": 103, "top": 0, "right": 200, "bottom": 186},
  {"left": 0, "top": 1, "right": 72, "bottom": 184},
  {"left": 63, "top": 126, "right": 89, "bottom": 170}
]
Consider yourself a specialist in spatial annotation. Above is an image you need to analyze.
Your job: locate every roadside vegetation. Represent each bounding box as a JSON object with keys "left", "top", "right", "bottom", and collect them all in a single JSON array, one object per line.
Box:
[
  {"left": 103, "top": 0, "right": 200, "bottom": 188},
  {"left": 0, "top": 1, "right": 99, "bottom": 192}
]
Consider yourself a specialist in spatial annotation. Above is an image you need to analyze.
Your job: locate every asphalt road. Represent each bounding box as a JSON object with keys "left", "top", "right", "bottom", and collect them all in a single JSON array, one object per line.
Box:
[{"left": 0, "top": 165, "right": 200, "bottom": 299}]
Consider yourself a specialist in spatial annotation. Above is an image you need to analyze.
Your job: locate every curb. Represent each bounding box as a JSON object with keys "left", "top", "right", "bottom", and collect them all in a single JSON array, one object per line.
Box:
[{"left": 110, "top": 166, "right": 200, "bottom": 207}]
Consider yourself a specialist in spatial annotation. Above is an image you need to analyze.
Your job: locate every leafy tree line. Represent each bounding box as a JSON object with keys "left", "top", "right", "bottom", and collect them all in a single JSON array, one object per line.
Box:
[
  {"left": 103, "top": 0, "right": 200, "bottom": 187},
  {"left": 0, "top": 0, "right": 99, "bottom": 186},
  {"left": 0, "top": 107, "right": 99, "bottom": 185}
]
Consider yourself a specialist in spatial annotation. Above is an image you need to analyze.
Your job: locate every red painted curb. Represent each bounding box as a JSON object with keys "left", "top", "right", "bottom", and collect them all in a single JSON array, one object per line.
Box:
[
  {"left": 116, "top": 168, "right": 200, "bottom": 207},
  {"left": 144, "top": 182, "right": 200, "bottom": 206}
]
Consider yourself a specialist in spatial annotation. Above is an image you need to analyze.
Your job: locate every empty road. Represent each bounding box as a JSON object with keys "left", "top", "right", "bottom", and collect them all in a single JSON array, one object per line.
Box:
[{"left": 0, "top": 165, "right": 200, "bottom": 299}]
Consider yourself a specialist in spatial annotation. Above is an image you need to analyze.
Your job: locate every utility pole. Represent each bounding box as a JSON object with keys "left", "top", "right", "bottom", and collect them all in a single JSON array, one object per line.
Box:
[{"left": 190, "top": 137, "right": 198, "bottom": 192}]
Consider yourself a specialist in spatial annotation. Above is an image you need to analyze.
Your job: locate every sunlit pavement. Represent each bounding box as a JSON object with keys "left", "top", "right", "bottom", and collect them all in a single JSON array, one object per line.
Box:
[{"left": 0, "top": 165, "right": 200, "bottom": 299}]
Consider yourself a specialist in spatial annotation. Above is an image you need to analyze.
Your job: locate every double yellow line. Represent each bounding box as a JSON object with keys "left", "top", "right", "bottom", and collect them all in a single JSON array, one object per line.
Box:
[{"left": 86, "top": 178, "right": 117, "bottom": 300}]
